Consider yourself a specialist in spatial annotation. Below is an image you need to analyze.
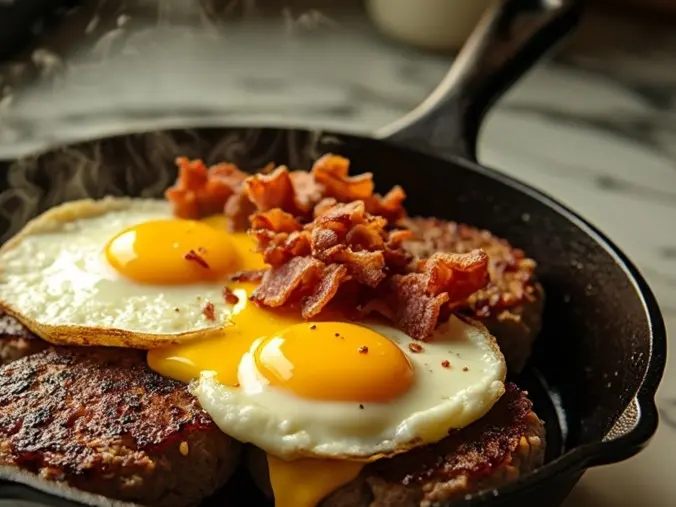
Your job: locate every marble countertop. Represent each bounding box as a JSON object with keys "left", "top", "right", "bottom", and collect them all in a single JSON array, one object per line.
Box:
[{"left": 0, "top": 1, "right": 674, "bottom": 506}]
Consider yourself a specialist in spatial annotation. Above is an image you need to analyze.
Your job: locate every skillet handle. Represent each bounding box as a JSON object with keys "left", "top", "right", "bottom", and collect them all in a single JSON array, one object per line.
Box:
[{"left": 375, "top": 0, "right": 583, "bottom": 161}]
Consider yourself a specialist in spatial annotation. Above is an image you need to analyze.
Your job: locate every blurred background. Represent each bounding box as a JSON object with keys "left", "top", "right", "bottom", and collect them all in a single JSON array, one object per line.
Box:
[{"left": 0, "top": 1, "right": 675, "bottom": 506}]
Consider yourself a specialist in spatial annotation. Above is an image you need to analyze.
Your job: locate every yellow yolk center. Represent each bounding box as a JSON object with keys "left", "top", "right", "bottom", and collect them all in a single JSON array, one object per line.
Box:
[
  {"left": 105, "top": 219, "right": 240, "bottom": 284},
  {"left": 254, "top": 322, "right": 414, "bottom": 403},
  {"left": 267, "top": 455, "right": 364, "bottom": 507}
]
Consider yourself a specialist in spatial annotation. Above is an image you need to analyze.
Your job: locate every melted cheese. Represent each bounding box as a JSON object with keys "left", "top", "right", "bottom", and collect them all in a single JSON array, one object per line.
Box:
[{"left": 267, "top": 454, "right": 364, "bottom": 507}]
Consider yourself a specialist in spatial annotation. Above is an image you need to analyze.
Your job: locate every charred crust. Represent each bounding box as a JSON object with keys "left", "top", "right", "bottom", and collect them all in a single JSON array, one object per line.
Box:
[{"left": 0, "top": 346, "right": 241, "bottom": 506}]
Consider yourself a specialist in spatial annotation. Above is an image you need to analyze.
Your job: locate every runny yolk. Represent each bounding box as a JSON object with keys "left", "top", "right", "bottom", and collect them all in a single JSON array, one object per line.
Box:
[
  {"left": 254, "top": 322, "right": 414, "bottom": 403},
  {"left": 105, "top": 219, "right": 241, "bottom": 284},
  {"left": 147, "top": 282, "right": 299, "bottom": 385},
  {"left": 267, "top": 454, "right": 364, "bottom": 507}
]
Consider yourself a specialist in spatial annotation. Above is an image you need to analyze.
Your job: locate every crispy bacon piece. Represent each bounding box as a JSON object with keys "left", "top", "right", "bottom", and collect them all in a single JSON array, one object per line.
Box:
[
  {"left": 311, "top": 154, "right": 407, "bottom": 223},
  {"left": 387, "top": 250, "right": 489, "bottom": 340},
  {"left": 311, "top": 154, "right": 375, "bottom": 201},
  {"left": 244, "top": 166, "right": 297, "bottom": 213},
  {"left": 301, "top": 264, "right": 351, "bottom": 319},
  {"left": 252, "top": 256, "right": 324, "bottom": 308},
  {"left": 250, "top": 209, "right": 302, "bottom": 234},
  {"left": 166, "top": 157, "right": 249, "bottom": 219},
  {"left": 249, "top": 201, "right": 413, "bottom": 320},
  {"left": 224, "top": 191, "right": 257, "bottom": 232},
  {"left": 166, "top": 154, "right": 406, "bottom": 230}
]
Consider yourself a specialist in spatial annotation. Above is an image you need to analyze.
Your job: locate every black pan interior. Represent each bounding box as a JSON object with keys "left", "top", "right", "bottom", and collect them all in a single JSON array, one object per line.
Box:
[{"left": 0, "top": 126, "right": 658, "bottom": 506}]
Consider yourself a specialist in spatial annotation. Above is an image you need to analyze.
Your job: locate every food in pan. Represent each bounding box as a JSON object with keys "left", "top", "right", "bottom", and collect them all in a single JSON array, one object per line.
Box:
[
  {"left": 193, "top": 315, "right": 506, "bottom": 460},
  {"left": 0, "top": 347, "right": 240, "bottom": 507},
  {"left": 401, "top": 218, "right": 544, "bottom": 373},
  {"left": 246, "top": 383, "right": 544, "bottom": 507},
  {"left": 0, "top": 154, "right": 546, "bottom": 507}
]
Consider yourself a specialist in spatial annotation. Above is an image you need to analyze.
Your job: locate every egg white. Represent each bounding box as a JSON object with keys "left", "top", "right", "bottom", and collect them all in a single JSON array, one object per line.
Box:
[
  {"left": 193, "top": 315, "right": 506, "bottom": 461},
  {"left": 0, "top": 198, "right": 236, "bottom": 346}
]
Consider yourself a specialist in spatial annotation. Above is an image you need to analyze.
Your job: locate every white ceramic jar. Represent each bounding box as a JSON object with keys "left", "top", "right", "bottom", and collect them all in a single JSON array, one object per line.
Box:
[{"left": 366, "top": 0, "right": 492, "bottom": 51}]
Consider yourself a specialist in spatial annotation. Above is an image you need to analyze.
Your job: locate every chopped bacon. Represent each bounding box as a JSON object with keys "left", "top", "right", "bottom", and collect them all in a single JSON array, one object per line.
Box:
[
  {"left": 311, "top": 154, "right": 407, "bottom": 223},
  {"left": 250, "top": 209, "right": 302, "bottom": 234},
  {"left": 311, "top": 154, "right": 375, "bottom": 201},
  {"left": 165, "top": 154, "right": 496, "bottom": 340},
  {"left": 223, "top": 287, "right": 240, "bottom": 305},
  {"left": 184, "top": 249, "right": 210, "bottom": 269},
  {"left": 202, "top": 302, "right": 216, "bottom": 321},
  {"left": 248, "top": 200, "right": 415, "bottom": 319},
  {"left": 224, "top": 191, "right": 256, "bottom": 232},
  {"left": 244, "top": 166, "right": 297, "bottom": 214},
  {"left": 251, "top": 256, "right": 324, "bottom": 308},
  {"left": 301, "top": 264, "right": 350, "bottom": 319},
  {"left": 166, "top": 154, "right": 406, "bottom": 231},
  {"left": 387, "top": 250, "right": 489, "bottom": 340},
  {"left": 166, "top": 157, "right": 248, "bottom": 219}
]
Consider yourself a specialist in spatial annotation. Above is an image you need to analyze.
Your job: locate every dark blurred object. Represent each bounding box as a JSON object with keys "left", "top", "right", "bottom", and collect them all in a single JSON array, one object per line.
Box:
[
  {"left": 0, "top": 0, "right": 81, "bottom": 60},
  {"left": 596, "top": 0, "right": 676, "bottom": 15}
]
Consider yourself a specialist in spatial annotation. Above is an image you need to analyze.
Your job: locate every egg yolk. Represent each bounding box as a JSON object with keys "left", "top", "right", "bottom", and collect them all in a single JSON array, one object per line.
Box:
[
  {"left": 254, "top": 322, "right": 414, "bottom": 403},
  {"left": 267, "top": 454, "right": 363, "bottom": 507},
  {"left": 105, "top": 219, "right": 241, "bottom": 284},
  {"left": 148, "top": 282, "right": 299, "bottom": 385}
]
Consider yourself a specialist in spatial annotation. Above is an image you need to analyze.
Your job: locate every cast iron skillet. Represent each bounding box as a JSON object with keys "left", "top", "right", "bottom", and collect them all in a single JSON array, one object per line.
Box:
[{"left": 0, "top": 0, "right": 666, "bottom": 506}]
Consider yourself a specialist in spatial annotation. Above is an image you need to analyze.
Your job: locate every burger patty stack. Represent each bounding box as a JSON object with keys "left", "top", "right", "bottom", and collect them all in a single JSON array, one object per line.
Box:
[{"left": 0, "top": 154, "right": 546, "bottom": 507}]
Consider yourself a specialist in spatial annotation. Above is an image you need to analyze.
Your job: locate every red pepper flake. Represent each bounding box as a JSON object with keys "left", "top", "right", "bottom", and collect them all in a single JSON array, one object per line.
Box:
[
  {"left": 408, "top": 343, "right": 424, "bottom": 353},
  {"left": 310, "top": 325, "right": 317, "bottom": 330},
  {"left": 184, "top": 249, "right": 210, "bottom": 269},
  {"left": 202, "top": 302, "right": 216, "bottom": 321},
  {"left": 223, "top": 287, "right": 240, "bottom": 305},
  {"left": 441, "top": 360, "right": 451, "bottom": 369},
  {"left": 228, "top": 270, "right": 265, "bottom": 283},
  {"left": 463, "top": 367, "right": 469, "bottom": 372},
  {"left": 358, "top": 345, "right": 369, "bottom": 354}
]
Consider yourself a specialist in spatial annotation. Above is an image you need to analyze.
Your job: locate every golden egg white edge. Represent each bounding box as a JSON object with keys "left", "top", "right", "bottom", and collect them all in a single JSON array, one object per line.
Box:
[{"left": 192, "top": 316, "right": 507, "bottom": 462}]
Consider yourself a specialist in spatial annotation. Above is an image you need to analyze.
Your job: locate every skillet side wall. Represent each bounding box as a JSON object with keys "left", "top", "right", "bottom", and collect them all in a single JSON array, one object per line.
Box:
[{"left": 0, "top": 127, "right": 654, "bottom": 506}]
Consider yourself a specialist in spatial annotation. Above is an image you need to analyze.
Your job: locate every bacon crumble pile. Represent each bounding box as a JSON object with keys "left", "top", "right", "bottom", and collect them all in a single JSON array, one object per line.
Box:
[{"left": 166, "top": 154, "right": 490, "bottom": 340}]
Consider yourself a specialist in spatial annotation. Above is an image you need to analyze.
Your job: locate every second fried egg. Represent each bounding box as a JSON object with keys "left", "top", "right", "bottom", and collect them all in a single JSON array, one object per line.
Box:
[{"left": 192, "top": 315, "right": 506, "bottom": 461}]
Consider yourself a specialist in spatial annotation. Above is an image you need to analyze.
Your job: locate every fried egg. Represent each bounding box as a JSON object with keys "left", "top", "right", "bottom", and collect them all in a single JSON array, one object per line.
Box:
[
  {"left": 191, "top": 315, "right": 505, "bottom": 461},
  {"left": 0, "top": 198, "right": 265, "bottom": 347},
  {"left": 146, "top": 249, "right": 505, "bottom": 507}
]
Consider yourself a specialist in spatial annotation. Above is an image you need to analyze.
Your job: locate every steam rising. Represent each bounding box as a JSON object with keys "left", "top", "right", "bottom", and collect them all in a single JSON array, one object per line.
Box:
[{"left": 0, "top": 127, "right": 337, "bottom": 243}]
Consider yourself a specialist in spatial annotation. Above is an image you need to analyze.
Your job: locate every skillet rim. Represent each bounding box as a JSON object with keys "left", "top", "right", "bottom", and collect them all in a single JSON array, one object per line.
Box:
[{"left": 0, "top": 124, "right": 666, "bottom": 506}]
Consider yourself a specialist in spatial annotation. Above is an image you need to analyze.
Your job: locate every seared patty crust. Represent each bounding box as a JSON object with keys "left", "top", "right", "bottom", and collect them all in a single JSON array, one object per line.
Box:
[
  {"left": 248, "top": 384, "right": 545, "bottom": 507},
  {"left": 401, "top": 218, "right": 544, "bottom": 373},
  {"left": 0, "top": 347, "right": 240, "bottom": 507},
  {"left": 0, "top": 313, "right": 47, "bottom": 365}
]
